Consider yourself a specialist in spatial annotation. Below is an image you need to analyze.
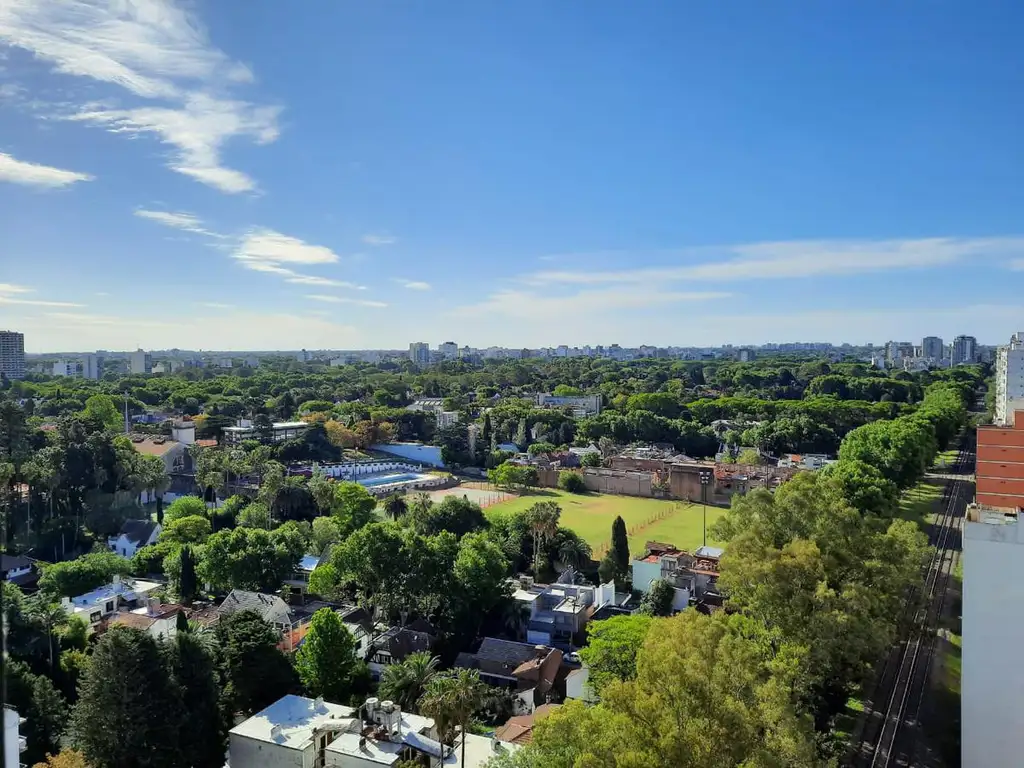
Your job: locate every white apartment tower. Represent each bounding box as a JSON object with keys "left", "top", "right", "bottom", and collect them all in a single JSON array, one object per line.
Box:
[
  {"left": 438, "top": 341, "right": 458, "bottom": 360},
  {"left": 129, "top": 348, "right": 152, "bottom": 374},
  {"left": 52, "top": 360, "right": 81, "bottom": 377},
  {"left": 409, "top": 342, "right": 430, "bottom": 364},
  {"left": 994, "top": 332, "right": 1024, "bottom": 426},
  {"left": 0, "top": 330, "right": 25, "bottom": 380},
  {"left": 83, "top": 353, "right": 104, "bottom": 380},
  {"left": 922, "top": 336, "right": 944, "bottom": 360},
  {"left": 952, "top": 335, "right": 977, "bottom": 365}
]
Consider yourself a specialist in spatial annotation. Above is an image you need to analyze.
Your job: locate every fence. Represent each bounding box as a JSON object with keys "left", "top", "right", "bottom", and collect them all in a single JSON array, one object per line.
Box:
[{"left": 591, "top": 502, "right": 688, "bottom": 559}]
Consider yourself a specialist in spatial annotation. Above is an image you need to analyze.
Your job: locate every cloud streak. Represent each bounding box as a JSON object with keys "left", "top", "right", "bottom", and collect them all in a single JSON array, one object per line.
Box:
[
  {"left": 452, "top": 288, "right": 731, "bottom": 320},
  {"left": 393, "top": 279, "right": 431, "bottom": 291},
  {"left": 305, "top": 294, "right": 387, "bottom": 308},
  {"left": 362, "top": 233, "right": 396, "bottom": 246},
  {"left": 0, "top": 0, "right": 279, "bottom": 193},
  {"left": 528, "top": 237, "right": 1024, "bottom": 285},
  {"left": 0, "top": 151, "right": 93, "bottom": 188},
  {"left": 134, "top": 208, "right": 215, "bottom": 236}
]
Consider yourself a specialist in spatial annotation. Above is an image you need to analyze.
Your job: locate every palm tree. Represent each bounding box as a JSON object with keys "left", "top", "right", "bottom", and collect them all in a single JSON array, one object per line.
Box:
[
  {"left": 27, "top": 595, "right": 67, "bottom": 672},
  {"left": 378, "top": 651, "right": 440, "bottom": 712},
  {"left": 419, "top": 669, "right": 486, "bottom": 768},
  {"left": 556, "top": 531, "right": 592, "bottom": 571},
  {"left": 525, "top": 501, "right": 561, "bottom": 580},
  {"left": 383, "top": 493, "right": 408, "bottom": 522},
  {"left": 137, "top": 454, "right": 169, "bottom": 523},
  {"left": 410, "top": 492, "right": 432, "bottom": 517}
]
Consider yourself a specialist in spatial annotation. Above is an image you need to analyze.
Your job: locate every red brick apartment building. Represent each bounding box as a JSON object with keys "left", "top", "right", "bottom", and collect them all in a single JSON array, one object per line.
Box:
[{"left": 976, "top": 410, "right": 1024, "bottom": 509}]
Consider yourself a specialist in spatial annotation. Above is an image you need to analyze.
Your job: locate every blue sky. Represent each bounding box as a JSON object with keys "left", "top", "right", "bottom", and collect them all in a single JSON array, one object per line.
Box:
[{"left": 1, "top": 1, "right": 1023, "bottom": 352}]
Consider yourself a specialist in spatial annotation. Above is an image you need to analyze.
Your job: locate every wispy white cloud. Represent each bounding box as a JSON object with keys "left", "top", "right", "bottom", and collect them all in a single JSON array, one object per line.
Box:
[
  {"left": 0, "top": 151, "right": 93, "bottom": 188},
  {"left": 0, "top": 0, "right": 280, "bottom": 193},
  {"left": 0, "top": 283, "right": 33, "bottom": 294},
  {"left": 452, "top": 288, "right": 730, "bottom": 320},
  {"left": 305, "top": 294, "right": 387, "bottom": 308},
  {"left": 284, "top": 274, "right": 365, "bottom": 289},
  {"left": 1009, "top": 258, "right": 1024, "bottom": 271},
  {"left": 199, "top": 302, "right": 233, "bottom": 309},
  {"left": 134, "top": 208, "right": 216, "bottom": 236},
  {"left": 362, "top": 233, "right": 397, "bottom": 246},
  {"left": 528, "top": 236, "right": 1024, "bottom": 285},
  {"left": 0, "top": 283, "right": 82, "bottom": 307},
  {"left": 393, "top": 279, "right": 431, "bottom": 291},
  {"left": 0, "top": 296, "right": 83, "bottom": 307},
  {"left": 235, "top": 229, "right": 340, "bottom": 266}
]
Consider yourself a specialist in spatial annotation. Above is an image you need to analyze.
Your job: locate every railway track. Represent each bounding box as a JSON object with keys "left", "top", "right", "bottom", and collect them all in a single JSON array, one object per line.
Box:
[{"left": 848, "top": 440, "right": 971, "bottom": 767}]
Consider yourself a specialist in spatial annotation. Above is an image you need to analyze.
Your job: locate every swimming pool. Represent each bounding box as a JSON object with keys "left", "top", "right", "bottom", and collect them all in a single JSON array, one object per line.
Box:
[{"left": 358, "top": 472, "right": 427, "bottom": 488}]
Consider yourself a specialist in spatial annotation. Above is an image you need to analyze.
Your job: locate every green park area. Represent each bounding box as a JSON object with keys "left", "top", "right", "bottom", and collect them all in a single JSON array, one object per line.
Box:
[{"left": 485, "top": 488, "right": 726, "bottom": 558}]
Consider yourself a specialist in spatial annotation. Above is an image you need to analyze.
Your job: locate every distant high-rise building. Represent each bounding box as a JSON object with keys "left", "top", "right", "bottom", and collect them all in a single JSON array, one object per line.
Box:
[
  {"left": 82, "top": 353, "right": 104, "bottom": 380},
  {"left": 737, "top": 348, "right": 756, "bottom": 362},
  {"left": 0, "top": 330, "right": 25, "bottom": 380},
  {"left": 438, "top": 341, "right": 458, "bottom": 360},
  {"left": 129, "top": 348, "right": 152, "bottom": 374},
  {"left": 994, "top": 332, "right": 1024, "bottom": 426},
  {"left": 52, "top": 360, "right": 81, "bottom": 377},
  {"left": 922, "top": 336, "right": 944, "bottom": 360},
  {"left": 952, "top": 335, "right": 978, "bottom": 366},
  {"left": 409, "top": 342, "right": 430, "bottom": 364}
]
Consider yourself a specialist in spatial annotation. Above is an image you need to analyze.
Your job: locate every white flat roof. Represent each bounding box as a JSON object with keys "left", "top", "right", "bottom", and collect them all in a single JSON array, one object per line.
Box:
[
  {"left": 229, "top": 695, "right": 356, "bottom": 752},
  {"left": 454, "top": 733, "right": 522, "bottom": 767},
  {"left": 512, "top": 589, "right": 541, "bottom": 602},
  {"left": 326, "top": 711, "right": 439, "bottom": 764}
]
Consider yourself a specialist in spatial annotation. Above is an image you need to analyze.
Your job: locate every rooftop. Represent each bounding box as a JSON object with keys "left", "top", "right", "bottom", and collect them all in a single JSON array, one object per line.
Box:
[
  {"left": 218, "top": 589, "right": 290, "bottom": 620},
  {"left": 69, "top": 577, "right": 161, "bottom": 609},
  {"left": 117, "top": 519, "right": 160, "bottom": 546},
  {"left": 229, "top": 694, "right": 356, "bottom": 752},
  {"left": 129, "top": 436, "right": 183, "bottom": 457}
]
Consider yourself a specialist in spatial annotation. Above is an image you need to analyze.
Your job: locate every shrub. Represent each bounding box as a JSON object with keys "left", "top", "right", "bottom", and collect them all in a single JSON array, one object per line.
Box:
[{"left": 558, "top": 471, "right": 586, "bottom": 493}]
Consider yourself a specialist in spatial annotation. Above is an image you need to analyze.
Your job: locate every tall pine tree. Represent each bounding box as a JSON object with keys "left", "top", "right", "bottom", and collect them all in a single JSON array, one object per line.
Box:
[
  {"left": 599, "top": 516, "right": 631, "bottom": 586},
  {"left": 169, "top": 630, "right": 228, "bottom": 768},
  {"left": 178, "top": 544, "right": 198, "bottom": 604},
  {"left": 71, "top": 626, "right": 184, "bottom": 768}
]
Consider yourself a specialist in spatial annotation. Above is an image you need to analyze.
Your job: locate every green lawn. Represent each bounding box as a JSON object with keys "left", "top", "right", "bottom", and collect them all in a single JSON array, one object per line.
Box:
[
  {"left": 897, "top": 478, "right": 944, "bottom": 528},
  {"left": 485, "top": 488, "right": 726, "bottom": 557}
]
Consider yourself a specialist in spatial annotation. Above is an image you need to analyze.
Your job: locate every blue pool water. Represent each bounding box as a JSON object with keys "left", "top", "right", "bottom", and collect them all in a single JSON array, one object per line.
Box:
[{"left": 358, "top": 472, "right": 424, "bottom": 488}]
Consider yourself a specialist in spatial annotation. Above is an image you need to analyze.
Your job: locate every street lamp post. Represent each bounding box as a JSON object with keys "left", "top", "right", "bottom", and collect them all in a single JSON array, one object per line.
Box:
[{"left": 699, "top": 468, "right": 713, "bottom": 548}]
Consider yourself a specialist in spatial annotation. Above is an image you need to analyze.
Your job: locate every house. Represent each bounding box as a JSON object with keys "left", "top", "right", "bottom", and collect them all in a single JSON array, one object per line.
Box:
[
  {"left": 128, "top": 434, "right": 188, "bottom": 475},
  {"left": 222, "top": 418, "right": 310, "bottom": 445},
  {"left": 1, "top": 553, "right": 37, "bottom": 588},
  {"left": 108, "top": 600, "right": 183, "bottom": 641},
  {"left": 565, "top": 666, "right": 598, "bottom": 704},
  {"left": 60, "top": 575, "right": 162, "bottom": 633},
  {"left": 777, "top": 453, "right": 834, "bottom": 470},
  {"left": 285, "top": 553, "right": 325, "bottom": 598},
  {"left": 509, "top": 571, "right": 616, "bottom": 650},
  {"left": 630, "top": 542, "right": 723, "bottom": 610},
  {"left": 367, "top": 620, "right": 437, "bottom": 679},
  {"left": 217, "top": 589, "right": 292, "bottom": 634},
  {"left": 280, "top": 602, "right": 372, "bottom": 655},
  {"left": 494, "top": 703, "right": 561, "bottom": 745},
  {"left": 108, "top": 519, "right": 161, "bottom": 558},
  {"left": 228, "top": 694, "right": 517, "bottom": 767},
  {"left": 536, "top": 393, "right": 602, "bottom": 417},
  {"left": 455, "top": 639, "right": 562, "bottom": 713}
]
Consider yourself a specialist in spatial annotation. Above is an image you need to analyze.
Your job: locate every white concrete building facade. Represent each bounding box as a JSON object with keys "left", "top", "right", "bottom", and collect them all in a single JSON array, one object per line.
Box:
[
  {"left": 994, "top": 332, "right": 1024, "bottom": 426},
  {"left": 0, "top": 330, "right": 25, "bottom": 380},
  {"left": 963, "top": 506, "right": 1024, "bottom": 767}
]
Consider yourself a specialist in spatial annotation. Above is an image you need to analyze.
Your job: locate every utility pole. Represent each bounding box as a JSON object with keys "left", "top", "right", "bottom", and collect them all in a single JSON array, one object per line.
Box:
[
  {"left": 123, "top": 390, "right": 130, "bottom": 434},
  {"left": 699, "top": 468, "right": 713, "bottom": 548}
]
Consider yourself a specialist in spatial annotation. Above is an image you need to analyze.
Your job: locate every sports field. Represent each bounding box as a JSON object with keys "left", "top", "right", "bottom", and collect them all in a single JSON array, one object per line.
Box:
[{"left": 484, "top": 488, "right": 726, "bottom": 558}]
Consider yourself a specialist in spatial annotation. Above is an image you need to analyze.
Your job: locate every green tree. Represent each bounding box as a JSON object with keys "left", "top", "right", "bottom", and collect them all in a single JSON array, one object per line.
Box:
[
  {"left": 599, "top": 516, "right": 630, "bottom": 586},
  {"left": 311, "top": 515, "right": 343, "bottom": 555},
  {"left": 406, "top": 495, "right": 487, "bottom": 537},
  {"left": 508, "top": 612, "right": 818, "bottom": 768},
  {"left": 639, "top": 579, "right": 675, "bottom": 616},
  {"left": 198, "top": 526, "right": 303, "bottom": 593},
  {"left": 581, "top": 451, "right": 603, "bottom": 468},
  {"left": 237, "top": 500, "right": 273, "bottom": 529},
  {"left": 820, "top": 458, "right": 900, "bottom": 518},
  {"left": 332, "top": 481, "right": 378, "bottom": 532},
  {"left": 383, "top": 492, "right": 409, "bottom": 521},
  {"left": 307, "top": 465, "right": 335, "bottom": 514},
  {"left": 38, "top": 552, "right": 130, "bottom": 598},
  {"left": 216, "top": 610, "right": 297, "bottom": 715},
  {"left": 295, "top": 608, "right": 361, "bottom": 703},
  {"left": 557, "top": 471, "right": 586, "bottom": 493},
  {"left": 71, "top": 626, "right": 183, "bottom": 768},
  {"left": 379, "top": 652, "right": 440, "bottom": 712},
  {"left": 176, "top": 544, "right": 199, "bottom": 603},
  {"left": 163, "top": 495, "right": 208, "bottom": 524},
  {"left": 420, "top": 669, "right": 487, "bottom": 768},
  {"left": 168, "top": 629, "right": 227, "bottom": 768},
  {"left": 82, "top": 394, "right": 123, "bottom": 432},
  {"left": 488, "top": 461, "right": 539, "bottom": 492},
  {"left": 578, "top": 614, "right": 653, "bottom": 695},
  {"left": 159, "top": 514, "right": 211, "bottom": 545},
  {"left": 6, "top": 659, "right": 69, "bottom": 764}
]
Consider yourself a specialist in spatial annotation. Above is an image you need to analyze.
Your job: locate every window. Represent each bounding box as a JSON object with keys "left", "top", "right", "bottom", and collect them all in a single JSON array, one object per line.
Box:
[{"left": 105, "top": 600, "right": 114, "bottom": 613}]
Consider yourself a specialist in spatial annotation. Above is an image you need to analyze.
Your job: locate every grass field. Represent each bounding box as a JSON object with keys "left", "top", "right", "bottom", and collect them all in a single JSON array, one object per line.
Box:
[
  {"left": 897, "top": 478, "right": 944, "bottom": 528},
  {"left": 484, "top": 488, "right": 726, "bottom": 556}
]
